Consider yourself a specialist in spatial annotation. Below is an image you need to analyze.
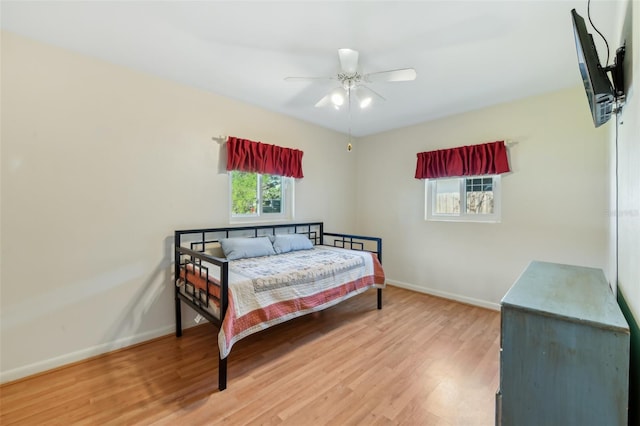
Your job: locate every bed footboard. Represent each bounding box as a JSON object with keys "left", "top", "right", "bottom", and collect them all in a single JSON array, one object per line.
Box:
[{"left": 322, "top": 232, "right": 383, "bottom": 309}]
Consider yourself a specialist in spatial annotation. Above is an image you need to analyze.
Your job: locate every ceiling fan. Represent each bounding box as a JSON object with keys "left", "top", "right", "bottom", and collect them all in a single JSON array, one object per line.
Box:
[{"left": 285, "top": 48, "right": 417, "bottom": 110}]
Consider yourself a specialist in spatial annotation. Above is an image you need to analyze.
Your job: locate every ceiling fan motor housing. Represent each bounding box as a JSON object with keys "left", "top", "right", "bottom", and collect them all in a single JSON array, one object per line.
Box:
[{"left": 338, "top": 72, "right": 362, "bottom": 90}]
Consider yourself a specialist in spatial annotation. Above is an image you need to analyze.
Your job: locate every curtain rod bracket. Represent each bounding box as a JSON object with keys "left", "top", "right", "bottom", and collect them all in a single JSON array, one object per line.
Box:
[{"left": 212, "top": 135, "right": 227, "bottom": 144}]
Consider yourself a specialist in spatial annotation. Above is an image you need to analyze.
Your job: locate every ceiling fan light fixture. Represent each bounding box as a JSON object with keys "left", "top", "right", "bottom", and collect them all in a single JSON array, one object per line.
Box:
[
  {"left": 330, "top": 88, "right": 345, "bottom": 107},
  {"left": 359, "top": 95, "right": 372, "bottom": 108},
  {"left": 353, "top": 86, "right": 372, "bottom": 109}
]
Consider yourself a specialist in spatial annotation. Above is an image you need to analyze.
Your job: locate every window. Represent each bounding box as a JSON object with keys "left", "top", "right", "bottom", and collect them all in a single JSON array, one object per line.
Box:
[
  {"left": 425, "top": 175, "right": 501, "bottom": 222},
  {"left": 229, "top": 171, "right": 294, "bottom": 223}
]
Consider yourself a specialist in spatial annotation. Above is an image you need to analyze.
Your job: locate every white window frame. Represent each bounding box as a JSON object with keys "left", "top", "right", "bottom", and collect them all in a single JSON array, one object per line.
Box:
[
  {"left": 229, "top": 172, "right": 295, "bottom": 224},
  {"left": 425, "top": 175, "right": 501, "bottom": 223}
]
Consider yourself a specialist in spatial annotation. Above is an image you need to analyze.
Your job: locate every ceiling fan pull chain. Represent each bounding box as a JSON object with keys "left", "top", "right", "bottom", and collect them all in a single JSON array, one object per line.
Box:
[{"left": 347, "top": 86, "right": 353, "bottom": 152}]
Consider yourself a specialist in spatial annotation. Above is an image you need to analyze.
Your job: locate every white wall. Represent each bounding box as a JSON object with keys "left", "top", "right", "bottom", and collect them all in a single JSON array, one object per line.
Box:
[
  {"left": 356, "top": 87, "right": 609, "bottom": 309},
  {"left": 610, "top": 4, "right": 639, "bottom": 416},
  {"left": 613, "top": 0, "right": 639, "bottom": 333},
  {"left": 0, "top": 32, "right": 357, "bottom": 382}
]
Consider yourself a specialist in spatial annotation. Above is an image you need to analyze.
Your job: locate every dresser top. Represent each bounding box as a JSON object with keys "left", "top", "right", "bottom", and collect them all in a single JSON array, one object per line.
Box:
[{"left": 502, "top": 261, "right": 629, "bottom": 331}]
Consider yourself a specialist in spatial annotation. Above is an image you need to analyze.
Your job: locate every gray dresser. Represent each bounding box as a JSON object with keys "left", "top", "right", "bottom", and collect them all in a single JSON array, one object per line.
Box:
[{"left": 497, "top": 261, "right": 630, "bottom": 426}]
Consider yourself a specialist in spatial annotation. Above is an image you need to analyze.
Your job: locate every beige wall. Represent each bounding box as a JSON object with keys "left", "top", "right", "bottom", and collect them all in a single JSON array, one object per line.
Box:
[
  {"left": 0, "top": 32, "right": 358, "bottom": 382},
  {"left": 356, "top": 87, "right": 609, "bottom": 308}
]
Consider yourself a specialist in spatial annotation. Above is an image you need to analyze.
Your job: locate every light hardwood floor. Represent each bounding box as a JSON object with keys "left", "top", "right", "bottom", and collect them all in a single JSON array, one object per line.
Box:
[{"left": 0, "top": 285, "right": 501, "bottom": 425}]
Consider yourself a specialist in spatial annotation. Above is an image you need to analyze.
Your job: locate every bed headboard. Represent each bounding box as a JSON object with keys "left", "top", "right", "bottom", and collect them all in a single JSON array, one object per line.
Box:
[
  {"left": 174, "top": 221, "right": 382, "bottom": 264},
  {"left": 175, "top": 222, "right": 324, "bottom": 254}
]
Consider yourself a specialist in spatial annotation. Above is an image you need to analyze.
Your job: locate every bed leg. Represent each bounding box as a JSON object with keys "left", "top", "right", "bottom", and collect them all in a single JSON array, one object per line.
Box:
[
  {"left": 218, "top": 355, "right": 228, "bottom": 391},
  {"left": 377, "top": 288, "right": 382, "bottom": 309},
  {"left": 175, "top": 297, "right": 183, "bottom": 337}
]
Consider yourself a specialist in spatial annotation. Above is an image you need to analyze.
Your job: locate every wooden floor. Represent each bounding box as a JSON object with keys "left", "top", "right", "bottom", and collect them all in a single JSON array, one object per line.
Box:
[{"left": 0, "top": 285, "right": 501, "bottom": 425}]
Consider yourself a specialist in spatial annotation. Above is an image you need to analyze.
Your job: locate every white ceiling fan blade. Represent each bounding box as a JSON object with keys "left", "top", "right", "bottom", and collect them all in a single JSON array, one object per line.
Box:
[
  {"left": 338, "top": 48, "right": 359, "bottom": 74},
  {"left": 364, "top": 68, "right": 417, "bottom": 83},
  {"left": 356, "top": 85, "right": 386, "bottom": 102},
  {"left": 315, "top": 87, "right": 347, "bottom": 108},
  {"left": 314, "top": 94, "right": 332, "bottom": 108},
  {"left": 284, "top": 76, "right": 335, "bottom": 82},
  {"left": 352, "top": 85, "right": 385, "bottom": 109}
]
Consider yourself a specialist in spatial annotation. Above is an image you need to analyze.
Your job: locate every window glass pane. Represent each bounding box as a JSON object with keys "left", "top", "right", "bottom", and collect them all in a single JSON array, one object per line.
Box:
[
  {"left": 426, "top": 175, "right": 500, "bottom": 222},
  {"left": 231, "top": 171, "right": 258, "bottom": 215},
  {"left": 465, "top": 177, "right": 494, "bottom": 214},
  {"left": 261, "top": 174, "right": 283, "bottom": 214},
  {"left": 434, "top": 178, "right": 460, "bottom": 214},
  {"left": 482, "top": 177, "right": 493, "bottom": 191}
]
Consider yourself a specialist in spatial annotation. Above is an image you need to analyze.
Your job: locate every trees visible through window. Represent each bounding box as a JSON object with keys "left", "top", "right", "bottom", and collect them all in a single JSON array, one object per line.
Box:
[
  {"left": 465, "top": 177, "right": 494, "bottom": 214},
  {"left": 230, "top": 171, "right": 292, "bottom": 221},
  {"left": 426, "top": 175, "right": 501, "bottom": 222}
]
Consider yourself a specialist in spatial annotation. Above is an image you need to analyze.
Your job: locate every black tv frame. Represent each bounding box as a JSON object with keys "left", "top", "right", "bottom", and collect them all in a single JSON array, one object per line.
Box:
[{"left": 571, "top": 8, "right": 625, "bottom": 128}]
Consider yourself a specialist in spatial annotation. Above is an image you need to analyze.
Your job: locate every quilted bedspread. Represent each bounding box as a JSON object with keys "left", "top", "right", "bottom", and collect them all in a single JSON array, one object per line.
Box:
[{"left": 218, "top": 245, "right": 386, "bottom": 358}]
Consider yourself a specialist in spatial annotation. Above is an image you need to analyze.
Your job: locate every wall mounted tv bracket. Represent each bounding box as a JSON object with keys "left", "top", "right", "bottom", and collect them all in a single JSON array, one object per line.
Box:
[{"left": 605, "top": 45, "right": 626, "bottom": 114}]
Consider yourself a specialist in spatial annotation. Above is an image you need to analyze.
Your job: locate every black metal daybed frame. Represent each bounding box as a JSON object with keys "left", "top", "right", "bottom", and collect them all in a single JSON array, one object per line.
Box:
[{"left": 174, "top": 221, "right": 383, "bottom": 391}]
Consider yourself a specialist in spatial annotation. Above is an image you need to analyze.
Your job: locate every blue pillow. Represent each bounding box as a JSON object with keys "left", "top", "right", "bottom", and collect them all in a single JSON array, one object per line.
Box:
[
  {"left": 272, "top": 234, "right": 313, "bottom": 254},
  {"left": 219, "top": 236, "right": 276, "bottom": 260}
]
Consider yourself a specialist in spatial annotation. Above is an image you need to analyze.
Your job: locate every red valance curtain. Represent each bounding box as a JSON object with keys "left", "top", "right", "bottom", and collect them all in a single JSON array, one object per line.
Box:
[
  {"left": 226, "top": 136, "right": 304, "bottom": 178},
  {"left": 415, "top": 140, "right": 510, "bottom": 179}
]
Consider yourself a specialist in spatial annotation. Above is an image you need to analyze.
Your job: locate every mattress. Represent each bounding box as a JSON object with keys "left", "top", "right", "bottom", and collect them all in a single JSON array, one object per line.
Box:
[{"left": 176, "top": 245, "right": 386, "bottom": 358}]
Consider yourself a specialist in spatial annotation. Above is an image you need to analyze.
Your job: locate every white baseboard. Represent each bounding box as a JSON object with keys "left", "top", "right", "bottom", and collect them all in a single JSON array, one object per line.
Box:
[
  {"left": 387, "top": 279, "right": 501, "bottom": 311},
  {"left": 0, "top": 324, "right": 186, "bottom": 384}
]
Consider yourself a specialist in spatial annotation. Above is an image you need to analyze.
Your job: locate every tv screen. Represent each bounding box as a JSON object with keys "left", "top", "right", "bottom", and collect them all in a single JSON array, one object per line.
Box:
[{"left": 571, "top": 9, "right": 614, "bottom": 127}]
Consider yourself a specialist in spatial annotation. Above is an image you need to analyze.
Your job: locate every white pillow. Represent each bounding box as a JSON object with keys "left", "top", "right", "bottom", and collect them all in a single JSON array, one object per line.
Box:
[
  {"left": 272, "top": 234, "right": 314, "bottom": 254},
  {"left": 219, "top": 237, "right": 276, "bottom": 260}
]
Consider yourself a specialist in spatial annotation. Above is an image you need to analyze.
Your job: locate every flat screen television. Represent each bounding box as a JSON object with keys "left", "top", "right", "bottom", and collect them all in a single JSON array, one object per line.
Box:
[{"left": 571, "top": 9, "right": 614, "bottom": 127}]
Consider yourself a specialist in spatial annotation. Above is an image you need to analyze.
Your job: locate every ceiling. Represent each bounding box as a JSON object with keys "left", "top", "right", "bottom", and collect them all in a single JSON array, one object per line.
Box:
[{"left": 0, "top": 1, "right": 621, "bottom": 137}]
